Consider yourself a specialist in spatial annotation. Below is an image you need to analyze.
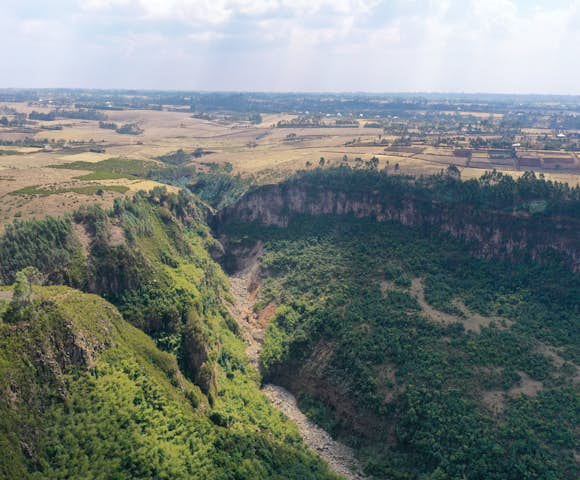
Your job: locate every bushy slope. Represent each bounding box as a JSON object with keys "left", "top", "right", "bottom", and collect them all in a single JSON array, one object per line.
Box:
[
  {"left": 0, "top": 188, "right": 340, "bottom": 480},
  {"left": 0, "top": 188, "right": 231, "bottom": 399}
]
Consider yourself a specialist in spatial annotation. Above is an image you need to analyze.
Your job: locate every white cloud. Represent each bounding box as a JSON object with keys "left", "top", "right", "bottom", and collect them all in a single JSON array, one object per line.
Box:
[
  {"left": 1, "top": 0, "right": 577, "bottom": 92},
  {"left": 83, "top": 0, "right": 130, "bottom": 9},
  {"left": 82, "top": 0, "right": 383, "bottom": 23},
  {"left": 471, "top": 0, "right": 518, "bottom": 31},
  {"left": 187, "top": 31, "right": 226, "bottom": 42}
]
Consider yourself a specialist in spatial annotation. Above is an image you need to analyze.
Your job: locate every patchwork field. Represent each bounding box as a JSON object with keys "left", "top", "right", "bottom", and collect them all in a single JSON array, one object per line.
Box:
[{"left": 1, "top": 102, "right": 579, "bottom": 226}]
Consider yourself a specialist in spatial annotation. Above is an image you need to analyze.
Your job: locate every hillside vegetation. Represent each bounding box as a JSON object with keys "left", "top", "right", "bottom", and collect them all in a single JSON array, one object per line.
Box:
[{"left": 0, "top": 188, "right": 339, "bottom": 479}]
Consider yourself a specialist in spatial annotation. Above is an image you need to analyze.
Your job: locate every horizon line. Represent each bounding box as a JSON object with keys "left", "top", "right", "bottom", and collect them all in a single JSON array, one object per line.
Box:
[{"left": 1, "top": 87, "right": 580, "bottom": 98}]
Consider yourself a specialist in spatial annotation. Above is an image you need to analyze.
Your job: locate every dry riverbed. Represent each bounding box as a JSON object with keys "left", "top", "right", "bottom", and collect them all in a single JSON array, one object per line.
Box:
[
  {"left": 228, "top": 263, "right": 368, "bottom": 480},
  {"left": 263, "top": 384, "right": 367, "bottom": 480}
]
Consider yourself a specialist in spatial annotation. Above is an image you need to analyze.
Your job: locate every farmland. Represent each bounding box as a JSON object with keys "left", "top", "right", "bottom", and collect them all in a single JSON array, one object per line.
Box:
[{"left": 0, "top": 90, "right": 579, "bottom": 226}]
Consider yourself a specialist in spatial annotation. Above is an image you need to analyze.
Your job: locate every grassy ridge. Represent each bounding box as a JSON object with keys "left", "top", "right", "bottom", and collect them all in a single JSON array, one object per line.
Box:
[{"left": 73, "top": 171, "right": 135, "bottom": 181}]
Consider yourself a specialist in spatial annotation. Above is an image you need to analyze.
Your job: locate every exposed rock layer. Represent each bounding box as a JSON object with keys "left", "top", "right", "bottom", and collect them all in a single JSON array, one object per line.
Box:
[{"left": 216, "top": 183, "right": 580, "bottom": 270}]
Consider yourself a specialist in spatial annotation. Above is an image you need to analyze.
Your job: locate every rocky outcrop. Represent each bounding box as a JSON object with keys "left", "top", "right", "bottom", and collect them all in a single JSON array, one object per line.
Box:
[{"left": 216, "top": 183, "right": 580, "bottom": 270}]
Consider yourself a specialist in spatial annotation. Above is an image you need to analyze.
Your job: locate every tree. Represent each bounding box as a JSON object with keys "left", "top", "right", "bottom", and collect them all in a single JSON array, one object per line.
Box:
[
  {"left": 367, "top": 156, "right": 379, "bottom": 170},
  {"left": 14, "top": 267, "right": 44, "bottom": 303},
  {"left": 446, "top": 164, "right": 461, "bottom": 179},
  {"left": 319, "top": 157, "right": 325, "bottom": 167},
  {"left": 5, "top": 267, "right": 44, "bottom": 323}
]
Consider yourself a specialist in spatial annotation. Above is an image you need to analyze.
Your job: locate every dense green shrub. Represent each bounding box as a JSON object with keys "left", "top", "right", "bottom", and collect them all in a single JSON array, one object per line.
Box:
[{"left": 287, "top": 166, "right": 580, "bottom": 217}]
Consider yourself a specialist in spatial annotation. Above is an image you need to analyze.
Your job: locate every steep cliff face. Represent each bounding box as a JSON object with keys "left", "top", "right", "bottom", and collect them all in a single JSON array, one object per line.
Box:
[{"left": 216, "top": 183, "right": 580, "bottom": 270}]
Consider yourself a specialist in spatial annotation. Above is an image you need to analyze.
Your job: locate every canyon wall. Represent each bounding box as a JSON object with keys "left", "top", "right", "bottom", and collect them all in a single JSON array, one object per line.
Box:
[{"left": 215, "top": 183, "right": 580, "bottom": 270}]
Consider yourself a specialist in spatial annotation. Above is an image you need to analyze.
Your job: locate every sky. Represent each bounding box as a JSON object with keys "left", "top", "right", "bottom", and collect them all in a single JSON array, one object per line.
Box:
[{"left": 1, "top": 0, "right": 579, "bottom": 94}]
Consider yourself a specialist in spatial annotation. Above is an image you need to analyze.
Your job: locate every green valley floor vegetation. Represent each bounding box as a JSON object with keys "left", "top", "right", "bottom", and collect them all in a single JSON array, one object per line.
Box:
[{"left": 217, "top": 167, "right": 580, "bottom": 480}]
